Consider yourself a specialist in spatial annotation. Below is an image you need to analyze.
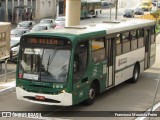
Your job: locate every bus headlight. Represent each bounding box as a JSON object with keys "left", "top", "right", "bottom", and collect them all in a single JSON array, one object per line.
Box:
[
  {"left": 20, "top": 85, "right": 23, "bottom": 89},
  {"left": 61, "top": 90, "right": 66, "bottom": 93}
]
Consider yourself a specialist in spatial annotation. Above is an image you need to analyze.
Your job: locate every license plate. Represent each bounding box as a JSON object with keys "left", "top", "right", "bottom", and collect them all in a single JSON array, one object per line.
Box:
[{"left": 35, "top": 96, "right": 45, "bottom": 100}]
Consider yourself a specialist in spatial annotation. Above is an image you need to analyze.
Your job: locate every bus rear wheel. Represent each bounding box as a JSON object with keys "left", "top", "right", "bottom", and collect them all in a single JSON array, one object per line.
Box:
[
  {"left": 129, "top": 64, "right": 140, "bottom": 83},
  {"left": 84, "top": 84, "right": 96, "bottom": 105}
]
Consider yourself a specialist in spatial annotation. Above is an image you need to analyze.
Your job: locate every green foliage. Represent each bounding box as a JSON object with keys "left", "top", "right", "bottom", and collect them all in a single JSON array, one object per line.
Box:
[
  {"left": 150, "top": 10, "right": 160, "bottom": 33},
  {"left": 150, "top": 10, "right": 160, "bottom": 21}
]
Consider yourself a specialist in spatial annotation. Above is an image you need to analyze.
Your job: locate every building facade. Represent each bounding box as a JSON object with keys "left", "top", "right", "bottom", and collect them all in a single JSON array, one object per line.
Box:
[{"left": 0, "top": 0, "right": 57, "bottom": 23}]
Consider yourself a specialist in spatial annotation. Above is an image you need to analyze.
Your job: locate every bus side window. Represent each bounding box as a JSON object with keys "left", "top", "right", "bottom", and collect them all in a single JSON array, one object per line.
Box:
[
  {"left": 122, "top": 32, "right": 130, "bottom": 53},
  {"left": 131, "top": 30, "right": 138, "bottom": 50},
  {"left": 91, "top": 38, "right": 105, "bottom": 62},
  {"left": 151, "top": 26, "right": 155, "bottom": 44},
  {"left": 73, "top": 41, "right": 88, "bottom": 82},
  {"left": 138, "top": 29, "right": 144, "bottom": 48},
  {"left": 116, "top": 34, "right": 122, "bottom": 56}
]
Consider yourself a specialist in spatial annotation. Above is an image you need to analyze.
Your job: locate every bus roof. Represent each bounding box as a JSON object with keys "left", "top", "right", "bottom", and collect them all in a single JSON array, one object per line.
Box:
[{"left": 24, "top": 19, "right": 155, "bottom": 41}]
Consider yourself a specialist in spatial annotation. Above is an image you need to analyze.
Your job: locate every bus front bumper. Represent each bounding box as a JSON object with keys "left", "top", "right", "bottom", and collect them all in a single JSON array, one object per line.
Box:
[{"left": 16, "top": 87, "right": 72, "bottom": 106}]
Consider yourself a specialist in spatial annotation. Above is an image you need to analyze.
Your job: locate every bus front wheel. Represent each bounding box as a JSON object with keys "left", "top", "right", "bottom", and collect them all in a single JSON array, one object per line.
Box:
[{"left": 84, "top": 84, "right": 96, "bottom": 105}]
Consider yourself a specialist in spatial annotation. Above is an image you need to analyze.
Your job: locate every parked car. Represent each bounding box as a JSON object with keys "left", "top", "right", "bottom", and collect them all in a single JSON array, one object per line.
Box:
[
  {"left": 39, "top": 19, "right": 56, "bottom": 28},
  {"left": 135, "top": 8, "right": 144, "bottom": 15},
  {"left": 55, "top": 22, "right": 65, "bottom": 29},
  {"left": 11, "top": 28, "right": 30, "bottom": 38},
  {"left": 152, "top": 2, "right": 156, "bottom": 6},
  {"left": 158, "top": 3, "right": 160, "bottom": 8},
  {"left": 55, "top": 16, "right": 65, "bottom": 25},
  {"left": 16, "top": 21, "right": 36, "bottom": 29},
  {"left": 30, "top": 24, "right": 52, "bottom": 32},
  {"left": 10, "top": 28, "right": 30, "bottom": 56},
  {"left": 10, "top": 37, "right": 20, "bottom": 57},
  {"left": 123, "top": 9, "right": 135, "bottom": 18},
  {"left": 152, "top": 0, "right": 157, "bottom": 6}
]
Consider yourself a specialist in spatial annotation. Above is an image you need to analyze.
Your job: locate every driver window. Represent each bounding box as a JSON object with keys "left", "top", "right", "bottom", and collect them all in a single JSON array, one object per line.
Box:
[{"left": 73, "top": 41, "right": 88, "bottom": 82}]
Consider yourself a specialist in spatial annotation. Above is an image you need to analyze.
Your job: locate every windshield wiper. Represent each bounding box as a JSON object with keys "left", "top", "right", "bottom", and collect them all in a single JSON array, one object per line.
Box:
[{"left": 46, "top": 48, "right": 59, "bottom": 72}]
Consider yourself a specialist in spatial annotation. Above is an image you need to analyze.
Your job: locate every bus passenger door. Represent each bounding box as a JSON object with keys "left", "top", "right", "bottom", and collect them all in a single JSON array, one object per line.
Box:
[
  {"left": 144, "top": 29, "right": 151, "bottom": 69},
  {"left": 106, "top": 38, "right": 114, "bottom": 87}
]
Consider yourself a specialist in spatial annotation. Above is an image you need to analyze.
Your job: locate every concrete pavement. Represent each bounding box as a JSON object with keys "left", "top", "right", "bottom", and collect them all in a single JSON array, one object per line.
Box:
[{"left": 0, "top": 80, "right": 15, "bottom": 95}]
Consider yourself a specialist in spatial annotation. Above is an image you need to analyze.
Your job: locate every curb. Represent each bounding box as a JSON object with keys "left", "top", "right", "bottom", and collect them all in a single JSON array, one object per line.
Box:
[
  {"left": 0, "top": 80, "right": 16, "bottom": 95},
  {"left": 0, "top": 86, "right": 15, "bottom": 95}
]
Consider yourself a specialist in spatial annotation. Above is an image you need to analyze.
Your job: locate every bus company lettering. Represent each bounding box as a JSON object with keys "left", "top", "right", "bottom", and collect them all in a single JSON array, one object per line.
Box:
[
  {"left": 118, "top": 58, "right": 127, "bottom": 66},
  {"left": 93, "top": 67, "right": 98, "bottom": 76}
]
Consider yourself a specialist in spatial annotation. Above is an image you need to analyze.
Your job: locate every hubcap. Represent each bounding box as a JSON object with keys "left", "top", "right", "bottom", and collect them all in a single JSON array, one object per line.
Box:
[
  {"left": 134, "top": 68, "right": 138, "bottom": 80},
  {"left": 89, "top": 88, "right": 95, "bottom": 99}
]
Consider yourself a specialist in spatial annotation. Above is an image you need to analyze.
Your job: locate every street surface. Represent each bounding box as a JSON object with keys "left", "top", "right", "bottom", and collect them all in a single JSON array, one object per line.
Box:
[{"left": 1, "top": 0, "right": 160, "bottom": 120}]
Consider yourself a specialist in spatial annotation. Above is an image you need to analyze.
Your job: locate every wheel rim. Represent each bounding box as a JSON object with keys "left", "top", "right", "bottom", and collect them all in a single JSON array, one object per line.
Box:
[
  {"left": 89, "top": 88, "right": 95, "bottom": 100},
  {"left": 134, "top": 68, "right": 139, "bottom": 80}
]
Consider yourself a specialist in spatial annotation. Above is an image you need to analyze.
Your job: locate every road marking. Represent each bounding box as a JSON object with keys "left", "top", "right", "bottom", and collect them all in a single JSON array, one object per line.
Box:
[
  {"left": 0, "top": 71, "right": 16, "bottom": 77},
  {"left": 135, "top": 101, "right": 160, "bottom": 120}
]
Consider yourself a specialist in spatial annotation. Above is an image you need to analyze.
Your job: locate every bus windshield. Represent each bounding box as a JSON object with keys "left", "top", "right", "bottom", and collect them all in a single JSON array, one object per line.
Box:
[{"left": 19, "top": 48, "right": 71, "bottom": 83}]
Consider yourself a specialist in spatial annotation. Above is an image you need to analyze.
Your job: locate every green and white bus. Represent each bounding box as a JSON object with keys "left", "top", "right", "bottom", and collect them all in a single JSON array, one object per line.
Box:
[
  {"left": 81, "top": 0, "right": 102, "bottom": 19},
  {"left": 16, "top": 19, "right": 156, "bottom": 106}
]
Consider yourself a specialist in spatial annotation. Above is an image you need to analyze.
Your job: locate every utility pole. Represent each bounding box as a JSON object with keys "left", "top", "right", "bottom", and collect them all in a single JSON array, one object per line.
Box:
[
  {"left": 5, "top": 0, "right": 8, "bottom": 22},
  {"left": 109, "top": 3, "right": 112, "bottom": 21},
  {"left": 115, "top": 0, "right": 118, "bottom": 20},
  {"left": 56, "top": 0, "right": 59, "bottom": 18},
  {"left": 12, "top": 0, "right": 14, "bottom": 22},
  {"left": 157, "top": 0, "right": 159, "bottom": 11}
]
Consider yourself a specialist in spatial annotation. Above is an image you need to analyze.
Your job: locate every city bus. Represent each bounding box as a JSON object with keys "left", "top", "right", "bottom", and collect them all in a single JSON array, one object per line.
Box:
[
  {"left": 81, "top": 0, "right": 102, "bottom": 19},
  {"left": 16, "top": 19, "right": 156, "bottom": 106}
]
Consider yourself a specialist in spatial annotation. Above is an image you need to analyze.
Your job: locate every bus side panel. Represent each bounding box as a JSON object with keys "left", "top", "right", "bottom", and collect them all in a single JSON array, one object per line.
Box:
[
  {"left": 73, "top": 82, "right": 90, "bottom": 105},
  {"left": 115, "top": 47, "right": 145, "bottom": 85},
  {"left": 150, "top": 43, "right": 156, "bottom": 67}
]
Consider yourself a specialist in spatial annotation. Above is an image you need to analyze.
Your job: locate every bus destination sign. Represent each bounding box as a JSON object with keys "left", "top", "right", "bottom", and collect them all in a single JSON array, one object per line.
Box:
[{"left": 27, "top": 38, "right": 64, "bottom": 45}]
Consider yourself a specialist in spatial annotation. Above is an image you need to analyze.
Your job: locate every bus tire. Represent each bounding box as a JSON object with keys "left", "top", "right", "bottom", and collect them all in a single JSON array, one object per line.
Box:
[
  {"left": 84, "top": 83, "right": 96, "bottom": 105},
  {"left": 130, "top": 64, "right": 140, "bottom": 83}
]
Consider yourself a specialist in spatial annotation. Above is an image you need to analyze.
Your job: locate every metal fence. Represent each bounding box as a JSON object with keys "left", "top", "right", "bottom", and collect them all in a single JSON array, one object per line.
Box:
[{"left": 0, "top": 59, "right": 16, "bottom": 82}]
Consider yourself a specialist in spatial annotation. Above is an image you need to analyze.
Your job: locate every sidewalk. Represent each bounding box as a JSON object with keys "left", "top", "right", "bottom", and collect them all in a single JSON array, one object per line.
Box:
[{"left": 0, "top": 80, "right": 15, "bottom": 95}]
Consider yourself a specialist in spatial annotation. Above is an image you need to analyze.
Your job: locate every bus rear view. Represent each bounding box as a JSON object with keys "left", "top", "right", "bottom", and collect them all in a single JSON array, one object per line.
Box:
[{"left": 16, "top": 35, "right": 73, "bottom": 106}]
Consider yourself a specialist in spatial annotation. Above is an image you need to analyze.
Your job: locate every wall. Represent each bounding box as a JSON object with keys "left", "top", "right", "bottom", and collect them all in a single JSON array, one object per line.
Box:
[
  {"left": 36, "top": 0, "right": 56, "bottom": 19},
  {"left": 0, "top": 0, "right": 56, "bottom": 22}
]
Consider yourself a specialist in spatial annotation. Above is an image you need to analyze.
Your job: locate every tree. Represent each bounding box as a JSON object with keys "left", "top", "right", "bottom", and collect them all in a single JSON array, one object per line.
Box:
[
  {"left": 150, "top": 10, "right": 160, "bottom": 23},
  {"left": 150, "top": 10, "right": 160, "bottom": 32}
]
